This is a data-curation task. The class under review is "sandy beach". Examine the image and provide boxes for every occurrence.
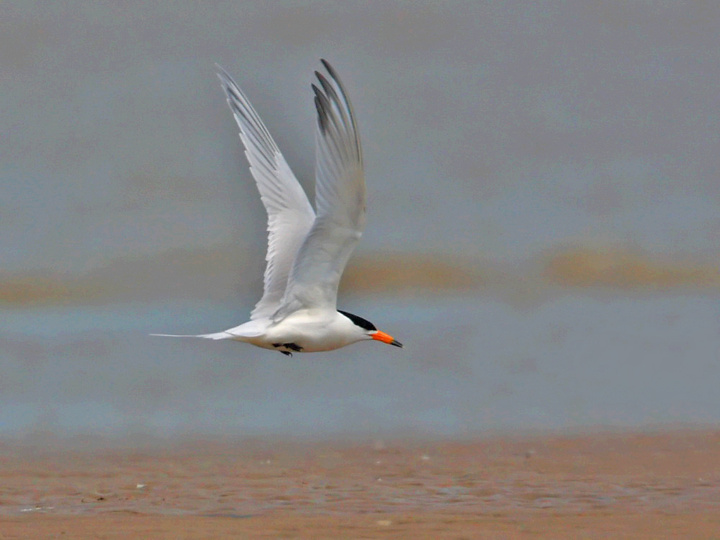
[1,429,719,538]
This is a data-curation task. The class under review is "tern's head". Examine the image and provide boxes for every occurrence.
[338,310,403,348]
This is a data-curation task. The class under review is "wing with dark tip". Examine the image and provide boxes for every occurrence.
[275,60,365,317]
[216,65,316,320]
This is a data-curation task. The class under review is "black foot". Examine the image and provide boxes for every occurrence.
[283,342,303,352]
[280,350,293,357]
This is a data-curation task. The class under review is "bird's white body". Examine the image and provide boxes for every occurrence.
[206,310,368,353]
[153,60,401,355]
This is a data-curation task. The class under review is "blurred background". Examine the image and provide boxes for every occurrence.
[2,1,720,440]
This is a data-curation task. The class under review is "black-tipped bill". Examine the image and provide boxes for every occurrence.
[372,330,403,348]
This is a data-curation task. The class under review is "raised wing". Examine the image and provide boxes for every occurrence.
[275,60,365,317]
[217,65,316,320]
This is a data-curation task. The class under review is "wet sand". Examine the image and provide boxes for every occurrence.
[2,430,719,538]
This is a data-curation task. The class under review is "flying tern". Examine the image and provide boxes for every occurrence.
[153,60,402,356]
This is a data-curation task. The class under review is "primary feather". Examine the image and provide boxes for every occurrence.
[274,59,366,319]
[216,66,316,321]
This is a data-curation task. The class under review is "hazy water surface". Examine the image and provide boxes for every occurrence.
[3,293,719,438]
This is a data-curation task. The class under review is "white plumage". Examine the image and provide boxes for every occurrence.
[153,60,402,356]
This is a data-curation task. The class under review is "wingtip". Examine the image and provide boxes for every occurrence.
[216,67,232,89]
[315,71,333,95]
[215,62,228,78]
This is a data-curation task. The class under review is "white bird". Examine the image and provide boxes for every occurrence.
[153,60,402,356]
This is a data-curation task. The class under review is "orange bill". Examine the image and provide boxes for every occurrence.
[372,330,403,348]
